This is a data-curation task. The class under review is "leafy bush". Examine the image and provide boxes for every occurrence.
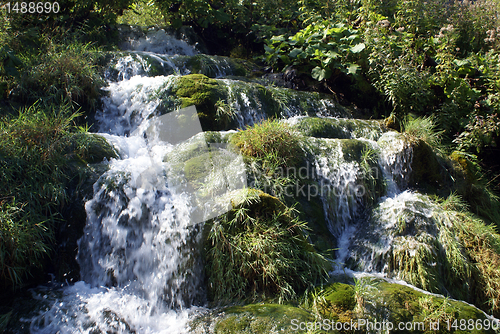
[454,112,500,154]
[0,103,116,289]
[205,190,329,303]
[118,0,166,27]
[262,20,366,81]
[154,0,300,30]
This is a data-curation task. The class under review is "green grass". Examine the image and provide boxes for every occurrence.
[439,194,500,317]
[390,193,500,317]
[205,189,330,304]
[15,41,105,111]
[403,115,445,152]
[0,103,116,290]
[231,119,305,170]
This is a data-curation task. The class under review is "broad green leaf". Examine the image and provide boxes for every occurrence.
[264,44,274,53]
[350,43,366,53]
[311,67,331,81]
[289,48,302,58]
[327,51,340,59]
[271,35,286,43]
[279,55,291,64]
[213,9,230,23]
[453,59,470,67]
[347,63,360,74]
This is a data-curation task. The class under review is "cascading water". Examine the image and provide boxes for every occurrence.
[29,33,210,334]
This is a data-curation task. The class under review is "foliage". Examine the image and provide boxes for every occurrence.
[261,20,366,81]
[14,41,105,111]
[117,0,165,26]
[0,103,116,290]
[454,112,500,154]
[154,0,300,30]
[0,200,51,289]
[438,194,500,316]
[6,0,134,30]
[205,190,329,303]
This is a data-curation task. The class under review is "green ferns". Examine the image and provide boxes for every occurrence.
[205,190,329,304]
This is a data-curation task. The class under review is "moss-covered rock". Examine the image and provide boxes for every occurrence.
[299,280,495,334]
[191,303,314,334]
[408,138,447,193]
[366,280,495,334]
[172,74,228,130]
[185,54,256,78]
[295,117,385,141]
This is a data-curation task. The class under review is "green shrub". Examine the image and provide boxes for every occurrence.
[117,0,165,26]
[205,189,329,303]
[261,20,366,81]
[454,112,500,154]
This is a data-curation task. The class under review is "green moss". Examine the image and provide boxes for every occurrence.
[294,197,334,255]
[372,280,493,334]
[295,117,384,140]
[340,139,370,162]
[450,151,479,184]
[191,303,314,334]
[322,283,356,311]
[185,54,250,77]
[73,133,118,164]
[184,152,212,183]
[172,74,227,131]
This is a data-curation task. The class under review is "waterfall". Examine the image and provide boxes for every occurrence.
[19,27,497,333]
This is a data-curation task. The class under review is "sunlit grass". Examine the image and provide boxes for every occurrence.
[0,103,116,290]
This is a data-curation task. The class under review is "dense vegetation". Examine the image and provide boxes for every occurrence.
[1,0,500,329]
[0,0,124,294]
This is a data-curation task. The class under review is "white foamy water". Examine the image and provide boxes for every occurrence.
[30,43,208,334]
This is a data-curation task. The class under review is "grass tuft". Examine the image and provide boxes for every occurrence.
[231,119,305,170]
[205,189,330,304]
[403,115,445,152]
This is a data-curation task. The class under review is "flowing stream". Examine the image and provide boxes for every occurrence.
[19,28,496,333]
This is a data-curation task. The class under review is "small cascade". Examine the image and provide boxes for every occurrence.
[310,138,377,268]
[376,131,413,195]
[29,34,211,334]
